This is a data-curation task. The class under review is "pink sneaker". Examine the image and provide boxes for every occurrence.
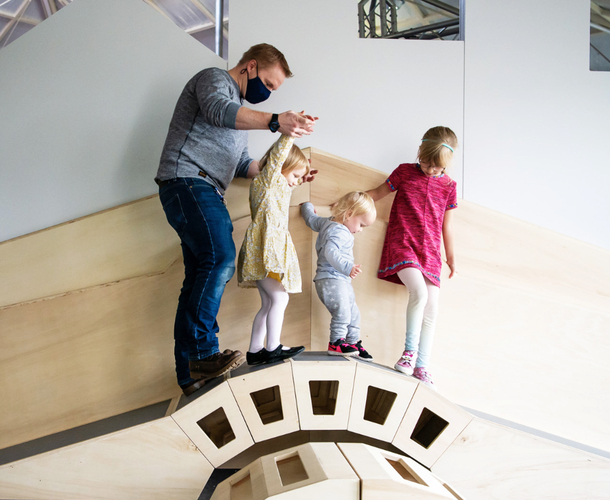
[413,367,435,387]
[394,350,416,375]
[328,339,359,356]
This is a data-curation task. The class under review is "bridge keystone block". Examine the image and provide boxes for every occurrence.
[290,358,357,430]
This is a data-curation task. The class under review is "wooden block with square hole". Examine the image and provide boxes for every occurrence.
[337,442,458,500]
[228,362,299,442]
[392,384,474,468]
[171,382,254,467]
[211,442,360,500]
[290,358,357,430]
[347,362,419,442]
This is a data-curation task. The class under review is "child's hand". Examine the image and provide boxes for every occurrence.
[350,264,362,279]
[302,166,318,184]
[446,261,456,278]
[302,169,318,183]
[299,110,319,122]
[299,202,317,213]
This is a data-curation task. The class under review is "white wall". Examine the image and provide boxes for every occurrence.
[0,0,225,243]
[464,0,610,250]
[229,0,464,195]
[230,0,610,250]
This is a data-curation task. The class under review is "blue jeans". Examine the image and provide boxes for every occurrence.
[159,178,235,386]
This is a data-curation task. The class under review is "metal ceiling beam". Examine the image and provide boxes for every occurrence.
[385,17,459,38]
[190,0,228,39]
[0,10,38,25]
[39,0,53,18]
[214,0,223,56]
[591,22,610,35]
[0,0,31,45]
[417,0,458,16]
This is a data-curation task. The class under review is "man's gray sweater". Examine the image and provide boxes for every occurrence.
[156,67,252,194]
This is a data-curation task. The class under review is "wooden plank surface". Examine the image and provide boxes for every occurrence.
[432,418,610,500]
[0,417,213,500]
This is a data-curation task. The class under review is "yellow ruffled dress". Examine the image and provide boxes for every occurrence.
[237,135,302,293]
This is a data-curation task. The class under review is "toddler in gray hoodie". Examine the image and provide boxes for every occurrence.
[301,192,376,360]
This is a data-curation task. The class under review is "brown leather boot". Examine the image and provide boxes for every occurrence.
[180,378,208,397]
[189,350,245,379]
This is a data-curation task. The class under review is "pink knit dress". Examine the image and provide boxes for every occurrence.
[378,163,457,288]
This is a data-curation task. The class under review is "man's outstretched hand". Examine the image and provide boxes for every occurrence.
[278,110,318,138]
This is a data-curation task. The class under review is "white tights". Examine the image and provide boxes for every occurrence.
[397,268,440,368]
[249,277,289,353]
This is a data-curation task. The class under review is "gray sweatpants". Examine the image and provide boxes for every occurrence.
[315,278,361,344]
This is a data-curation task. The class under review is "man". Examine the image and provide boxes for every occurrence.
[155,43,316,396]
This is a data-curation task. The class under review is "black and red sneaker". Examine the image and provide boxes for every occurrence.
[352,340,373,361]
[327,338,359,357]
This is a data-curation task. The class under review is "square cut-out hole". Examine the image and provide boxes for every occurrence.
[363,385,397,425]
[250,385,284,425]
[197,407,236,449]
[309,380,339,415]
[276,452,309,486]
[410,407,449,449]
[230,473,253,500]
[386,458,421,484]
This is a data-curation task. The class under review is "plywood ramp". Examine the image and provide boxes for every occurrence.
[432,418,610,500]
[0,417,213,500]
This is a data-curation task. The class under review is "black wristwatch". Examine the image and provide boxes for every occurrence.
[268,113,280,133]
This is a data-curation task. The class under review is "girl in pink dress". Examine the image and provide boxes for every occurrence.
[367,126,458,387]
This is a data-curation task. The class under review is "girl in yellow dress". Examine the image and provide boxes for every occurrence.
[237,134,310,365]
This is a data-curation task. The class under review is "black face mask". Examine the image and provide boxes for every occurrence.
[241,62,271,104]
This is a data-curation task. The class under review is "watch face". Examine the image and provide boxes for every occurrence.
[270,121,280,132]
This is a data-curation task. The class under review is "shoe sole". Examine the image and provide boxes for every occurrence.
[327,350,359,357]
[394,363,414,375]
[358,355,374,362]
[190,354,246,379]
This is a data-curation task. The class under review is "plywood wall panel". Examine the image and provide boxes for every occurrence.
[0,196,179,308]
[309,149,395,222]
[0,259,182,449]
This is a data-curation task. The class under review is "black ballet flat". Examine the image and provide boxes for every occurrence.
[246,349,268,366]
[264,344,305,364]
